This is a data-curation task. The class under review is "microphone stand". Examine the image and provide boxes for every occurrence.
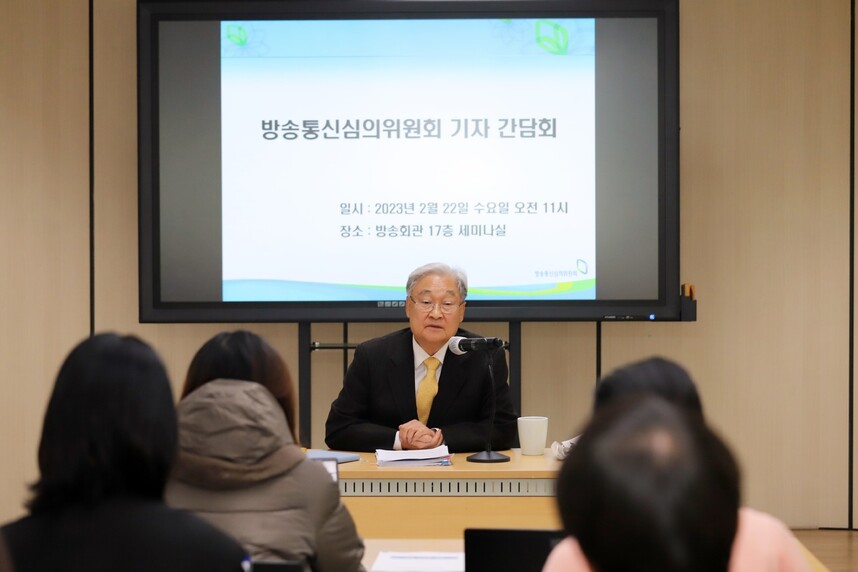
[467,346,510,463]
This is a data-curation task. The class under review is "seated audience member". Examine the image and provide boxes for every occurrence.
[545,397,740,572]
[325,262,519,452]
[165,330,365,572]
[544,395,811,571]
[0,334,247,572]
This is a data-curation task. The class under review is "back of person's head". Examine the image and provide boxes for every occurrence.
[594,356,704,417]
[557,397,740,572]
[29,333,176,513]
[182,330,297,439]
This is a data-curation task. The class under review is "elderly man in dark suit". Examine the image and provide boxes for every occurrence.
[325,262,519,453]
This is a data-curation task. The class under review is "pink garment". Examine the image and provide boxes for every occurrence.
[541,507,811,572]
[728,508,810,572]
[541,538,592,572]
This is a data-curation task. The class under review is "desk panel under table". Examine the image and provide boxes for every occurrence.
[337,448,562,538]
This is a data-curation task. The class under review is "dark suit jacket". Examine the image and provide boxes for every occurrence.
[324,328,519,453]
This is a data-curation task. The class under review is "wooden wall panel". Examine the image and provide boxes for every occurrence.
[0,0,90,522]
[599,0,850,527]
[521,323,597,444]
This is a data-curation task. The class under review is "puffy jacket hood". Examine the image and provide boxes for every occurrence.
[173,379,304,489]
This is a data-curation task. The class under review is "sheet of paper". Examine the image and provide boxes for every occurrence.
[371,551,465,572]
[375,445,450,462]
[305,449,360,463]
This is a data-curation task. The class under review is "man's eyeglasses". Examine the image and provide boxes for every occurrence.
[409,296,463,315]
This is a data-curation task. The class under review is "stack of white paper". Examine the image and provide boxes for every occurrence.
[375,445,452,466]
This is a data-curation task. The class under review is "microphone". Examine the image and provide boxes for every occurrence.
[453,336,509,464]
[448,336,506,355]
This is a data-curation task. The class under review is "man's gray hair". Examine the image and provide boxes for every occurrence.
[406,262,468,300]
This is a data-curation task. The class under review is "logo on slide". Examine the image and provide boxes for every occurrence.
[577,259,589,274]
[535,20,569,55]
[226,24,248,47]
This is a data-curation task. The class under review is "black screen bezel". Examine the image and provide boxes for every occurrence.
[137,0,680,323]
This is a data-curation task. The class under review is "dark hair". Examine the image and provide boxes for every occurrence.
[182,330,297,439]
[594,356,704,417]
[557,397,740,572]
[29,334,177,513]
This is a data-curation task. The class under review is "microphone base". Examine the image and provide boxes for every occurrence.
[466,450,510,463]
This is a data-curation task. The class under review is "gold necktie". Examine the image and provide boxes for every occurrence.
[416,357,440,425]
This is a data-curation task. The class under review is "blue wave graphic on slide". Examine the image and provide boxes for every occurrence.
[223,280,595,302]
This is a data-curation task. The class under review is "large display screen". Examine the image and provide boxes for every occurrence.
[138,0,679,322]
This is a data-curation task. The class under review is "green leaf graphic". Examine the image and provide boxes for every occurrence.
[226,24,248,47]
[535,20,569,55]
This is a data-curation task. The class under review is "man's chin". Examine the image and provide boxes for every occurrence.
[417,330,451,347]
[424,329,449,339]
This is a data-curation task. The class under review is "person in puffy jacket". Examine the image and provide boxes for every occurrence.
[165,330,365,572]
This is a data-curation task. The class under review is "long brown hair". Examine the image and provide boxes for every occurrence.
[182,330,297,439]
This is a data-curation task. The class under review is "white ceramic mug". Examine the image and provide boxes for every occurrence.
[518,416,549,455]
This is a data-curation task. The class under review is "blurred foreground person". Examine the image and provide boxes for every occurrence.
[544,396,809,572]
[0,334,247,572]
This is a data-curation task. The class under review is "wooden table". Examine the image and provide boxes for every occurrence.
[337,448,562,538]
